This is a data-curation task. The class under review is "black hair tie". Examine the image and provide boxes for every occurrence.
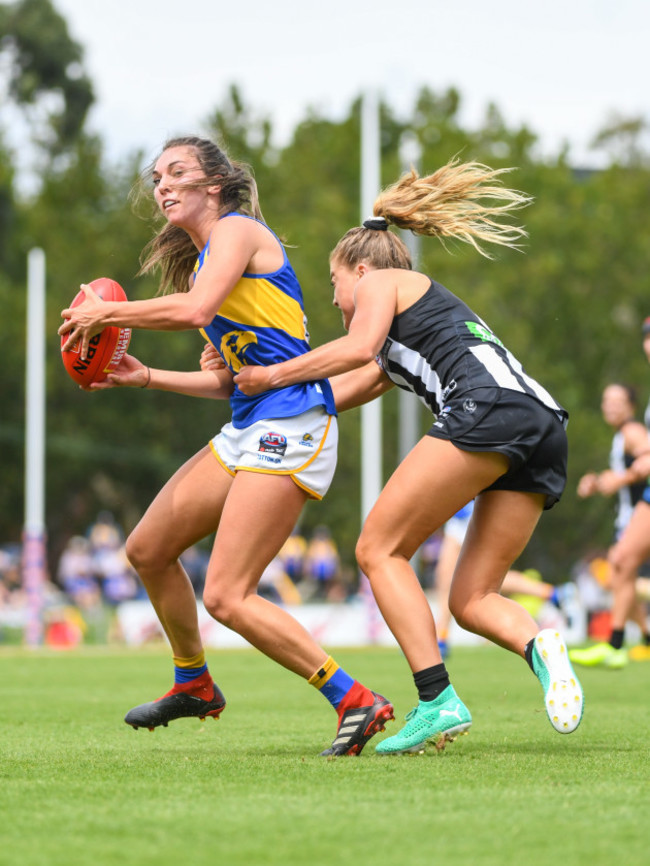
[363,216,389,231]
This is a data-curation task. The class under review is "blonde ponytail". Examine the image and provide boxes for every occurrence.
[374,158,532,258]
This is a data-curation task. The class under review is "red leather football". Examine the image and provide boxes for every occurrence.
[61,278,132,386]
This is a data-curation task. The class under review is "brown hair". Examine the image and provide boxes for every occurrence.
[331,158,532,270]
[604,382,638,409]
[132,136,264,294]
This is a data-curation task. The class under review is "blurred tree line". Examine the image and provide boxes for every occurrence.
[1,0,650,581]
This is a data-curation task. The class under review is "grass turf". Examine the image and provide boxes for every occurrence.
[0,644,648,866]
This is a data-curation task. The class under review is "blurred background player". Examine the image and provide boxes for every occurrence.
[303,525,341,601]
[571,354,650,668]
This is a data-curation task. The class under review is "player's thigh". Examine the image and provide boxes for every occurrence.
[450,489,545,602]
[360,436,509,560]
[610,501,650,573]
[129,446,233,562]
[205,470,308,595]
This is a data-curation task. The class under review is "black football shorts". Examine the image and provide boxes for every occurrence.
[426,387,568,509]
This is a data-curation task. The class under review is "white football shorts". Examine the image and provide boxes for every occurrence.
[209,406,338,500]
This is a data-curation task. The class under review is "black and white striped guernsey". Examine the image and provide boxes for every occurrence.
[377,279,567,423]
[610,423,646,535]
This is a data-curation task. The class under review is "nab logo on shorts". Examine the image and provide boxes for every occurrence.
[433,405,452,429]
[441,380,457,402]
[259,432,288,456]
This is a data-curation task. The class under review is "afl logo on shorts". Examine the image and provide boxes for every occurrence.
[259,432,288,455]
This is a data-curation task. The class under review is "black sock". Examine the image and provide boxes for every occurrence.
[609,629,625,651]
[643,633,650,647]
[524,638,536,673]
[413,663,450,702]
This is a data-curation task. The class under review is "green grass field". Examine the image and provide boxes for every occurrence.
[1,644,649,866]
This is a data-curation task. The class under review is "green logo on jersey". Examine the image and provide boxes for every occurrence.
[465,321,504,348]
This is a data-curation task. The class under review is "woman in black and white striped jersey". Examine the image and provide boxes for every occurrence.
[234,158,584,754]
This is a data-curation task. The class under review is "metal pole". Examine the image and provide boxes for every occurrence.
[360,91,382,522]
[358,92,384,640]
[398,132,422,461]
[23,247,47,646]
[398,134,424,578]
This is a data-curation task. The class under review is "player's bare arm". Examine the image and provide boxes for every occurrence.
[234,273,397,395]
[59,217,263,355]
[329,362,394,412]
[89,352,234,399]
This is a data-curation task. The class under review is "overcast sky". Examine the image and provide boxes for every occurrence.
[36,0,650,168]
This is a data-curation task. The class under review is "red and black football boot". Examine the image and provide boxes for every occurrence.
[125,678,226,731]
[320,684,394,757]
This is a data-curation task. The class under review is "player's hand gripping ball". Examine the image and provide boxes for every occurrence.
[61,278,132,386]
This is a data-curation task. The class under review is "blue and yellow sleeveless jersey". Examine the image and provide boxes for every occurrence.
[196,213,336,428]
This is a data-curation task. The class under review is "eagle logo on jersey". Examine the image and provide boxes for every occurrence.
[220,330,258,372]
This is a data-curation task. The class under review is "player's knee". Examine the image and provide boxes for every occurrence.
[124,529,152,572]
[203,587,238,628]
[448,591,475,631]
[125,528,169,574]
[202,587,224,622]
[452,607,477,634]
[355,534,379,576]
[608,545,641,579]
[448,597,466,628]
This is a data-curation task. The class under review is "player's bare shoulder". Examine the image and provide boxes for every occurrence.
[391,270,430,315]
[242,217,284,274]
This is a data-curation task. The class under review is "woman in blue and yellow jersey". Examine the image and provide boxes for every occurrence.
[235,158,585,754]
[59,136,393,756]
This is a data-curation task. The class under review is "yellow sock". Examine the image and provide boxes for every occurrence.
[173,651,206,669]
[173,651,208,685]
[308,655,338,689]
[309,656,355,709]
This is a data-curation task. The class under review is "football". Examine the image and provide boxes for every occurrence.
[61,278,132,387]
